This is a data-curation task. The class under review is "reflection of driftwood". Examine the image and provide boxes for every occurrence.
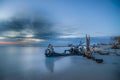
[109,50,120,56]
[95,51,109,55]
[94,48,120,56]
[94,48,109,55]
[45,58,54,72]
[83,54,103,63]
[115,53,120,56]
[45,57,63,72]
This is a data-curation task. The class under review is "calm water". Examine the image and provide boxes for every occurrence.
[0,46,120,80]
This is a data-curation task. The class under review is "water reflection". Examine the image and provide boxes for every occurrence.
[45,58,55,72]
[45,57,63,73]
[0,47,120,80]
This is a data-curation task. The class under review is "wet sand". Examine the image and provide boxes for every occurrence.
[0,46,120,80]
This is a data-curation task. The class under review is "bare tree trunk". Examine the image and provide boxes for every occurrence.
[85,34,93,57]
[86,34,90,51]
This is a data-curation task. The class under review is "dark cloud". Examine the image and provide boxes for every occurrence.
[0,12,59,39]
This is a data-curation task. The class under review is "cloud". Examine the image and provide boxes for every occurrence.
[0,0,61,41]
[0,8,59,40]
[0,0,64,42]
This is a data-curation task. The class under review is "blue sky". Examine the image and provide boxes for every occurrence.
[0,0,120,39]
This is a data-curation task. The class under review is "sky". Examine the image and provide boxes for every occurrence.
[0,0,120,42]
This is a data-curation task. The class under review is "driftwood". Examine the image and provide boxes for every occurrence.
[84,35,93,57]
[45,34,104,63]
[111,44,120,49]
[45,49,103,63]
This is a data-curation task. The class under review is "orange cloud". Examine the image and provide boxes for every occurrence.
[0,41,25,44]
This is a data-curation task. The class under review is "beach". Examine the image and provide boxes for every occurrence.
[0,46,120,80]
[0,0,120,80]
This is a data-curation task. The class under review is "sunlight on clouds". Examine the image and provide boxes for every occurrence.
[2,31,20,37]
[58,32,85,38]
[58,35,82,38]
[2,30,35,38]
[22,38,45,42]
[0,37,6,39]
[21,29,35,38]
[24,34,34,38]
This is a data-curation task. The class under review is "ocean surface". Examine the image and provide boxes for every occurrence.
[0,37,113,47]
[0,37,120,80]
